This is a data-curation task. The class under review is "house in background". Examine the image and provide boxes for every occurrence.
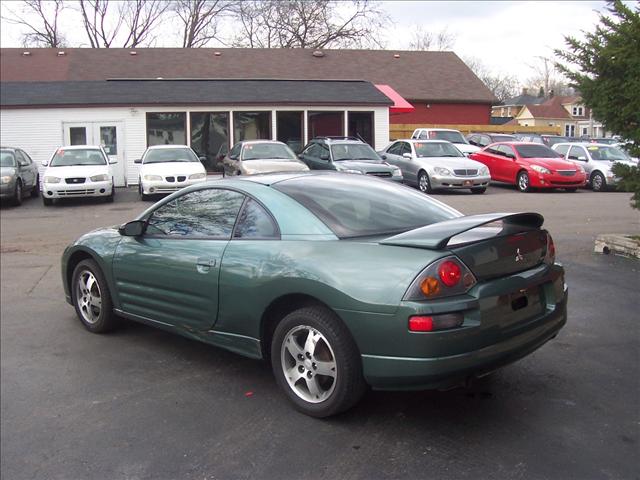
[490,88,544,124]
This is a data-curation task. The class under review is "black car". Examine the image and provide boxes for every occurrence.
[298,137,403,181]
[467,133,516,147]
[0,146,40,206]
[514,134,569,147]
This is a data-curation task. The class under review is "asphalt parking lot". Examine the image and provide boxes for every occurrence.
[1,183,639,480]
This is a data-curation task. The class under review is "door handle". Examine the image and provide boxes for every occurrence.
[197,257,216,267]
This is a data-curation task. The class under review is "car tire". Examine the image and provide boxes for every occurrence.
[590,172,606,192]
[516,171,531,192]
[271,306,366,418]
[471,187,486,194]
[418,171,432,194]
[42,196,53,206]
[138,180,150,201]
[71,259,117,333]
[12,180,23,206]
[105,183,115,203]
[30,175,39,197]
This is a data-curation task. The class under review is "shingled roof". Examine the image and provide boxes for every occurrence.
[0,48,496,104]
[0,79,392,108]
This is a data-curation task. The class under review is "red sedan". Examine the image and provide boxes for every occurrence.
[469,142,587,192]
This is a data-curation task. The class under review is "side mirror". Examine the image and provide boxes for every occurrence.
[320,154,330,161]
[381,154,387,160]
[402,152,412,159]
[198,156,207,162]
[118,220,146,237]
[134,159,142,164]
[229,154,238,160]
[41,160,48,167]
[577,156,587,161]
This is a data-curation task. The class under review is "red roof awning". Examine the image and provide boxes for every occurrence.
[375,84,414,113]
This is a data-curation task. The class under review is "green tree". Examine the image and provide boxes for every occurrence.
[555,1,640,155]
[612,163,640,209]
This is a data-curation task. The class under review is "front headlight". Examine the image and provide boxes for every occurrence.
[391,167,402,177]
[531,165,551,174]
[341,169,363,174]
[480,166,490,175]
[0,175,13,184]
[434,167,452,176]
[189,173,206,180]
[90,174,109,182]
[44,176,61,183]
[143,174,163,181]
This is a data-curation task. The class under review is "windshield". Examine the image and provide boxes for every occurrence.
[0,151,16,167]
[414,142,463,158]
[50,148,107,166]
[274,174,460,238]
[542,136,569,146]
[144,148,198,164]
[429,131,467,144]
[330,143,381,161]
[515,144,562,159]
[586,145,629,161]
[242,143,297,161]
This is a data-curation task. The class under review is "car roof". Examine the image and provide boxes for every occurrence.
[0,146,18,151]
[238,140,286,145]
[553,142,614,148]
[54,145,103,150]
[146,144,191,150]
[396,139,452,144]
[239,170,330,186]
[311,137,365,144]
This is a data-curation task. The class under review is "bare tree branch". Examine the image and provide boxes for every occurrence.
[2,0,67,48]
[526,55,573,97]
[230,0,388,49]
[408,25,455,51]
[172,0,235,48]
[463,56,521,102]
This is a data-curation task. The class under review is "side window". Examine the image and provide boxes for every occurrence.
[497,145,515,157]
[147,189,245,238]
[418,131,428,140]
[229,143,242,159]
[14,151,28,166]
[18,150,32,164]
[387,142,401,155]
[401,142,412,155]
[481,135,491,146]
[304,143,322,158]
[233,198,279,239]
[554,144,570,156]
[568,146,586,161]
[487,146,502,156]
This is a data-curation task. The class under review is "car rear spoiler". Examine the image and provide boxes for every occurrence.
[380,212,544,250]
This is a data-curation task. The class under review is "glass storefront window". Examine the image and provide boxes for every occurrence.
[100,126,118,155]
[190,112,229,172]
[348,111,374,146]
[307,111,344,139]
[233,112,271,142]
[147,113,186,146]
[69,127,87,145]
[276,111,304,153]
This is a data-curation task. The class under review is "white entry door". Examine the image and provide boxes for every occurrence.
[63,122,126,187]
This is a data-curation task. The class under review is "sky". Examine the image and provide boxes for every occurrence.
[0,0,613,82]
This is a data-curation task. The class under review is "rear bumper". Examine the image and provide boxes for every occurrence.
[362,288,567,390]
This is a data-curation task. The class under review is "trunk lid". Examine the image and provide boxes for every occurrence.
[380,212,549,281]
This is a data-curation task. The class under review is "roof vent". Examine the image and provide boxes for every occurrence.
[214,51,222,56]
[129,51,137,56]
[57,51,66,56]
[393,53,400,58]
[22,51,31,56]
[312,50,325,58]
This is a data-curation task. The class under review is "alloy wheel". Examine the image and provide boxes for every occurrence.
[518,172,529,192]
[76,270,102,325]
[418,172,430,193]
[592,173,604,191]
[280,325,337,403]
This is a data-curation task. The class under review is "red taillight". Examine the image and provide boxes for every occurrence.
[409,316,434,332]
[546,234,556,264]
[438,260,461,287]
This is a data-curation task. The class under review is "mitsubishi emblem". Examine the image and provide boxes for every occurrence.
[515,248,524,262]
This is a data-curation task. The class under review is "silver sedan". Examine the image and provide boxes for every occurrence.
[379,139,491,194]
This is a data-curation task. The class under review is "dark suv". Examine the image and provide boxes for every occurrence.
[298,137,403,182]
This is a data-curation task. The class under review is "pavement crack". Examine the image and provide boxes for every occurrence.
[27,264,54,296]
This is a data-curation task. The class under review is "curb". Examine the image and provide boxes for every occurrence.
[594,234,640,259]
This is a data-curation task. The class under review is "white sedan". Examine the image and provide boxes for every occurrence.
[41,145,115,206]
[135,145,207,200]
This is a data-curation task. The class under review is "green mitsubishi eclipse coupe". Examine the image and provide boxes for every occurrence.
[62,172,567,417]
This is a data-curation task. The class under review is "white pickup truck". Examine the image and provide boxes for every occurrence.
[411,128,481,156]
